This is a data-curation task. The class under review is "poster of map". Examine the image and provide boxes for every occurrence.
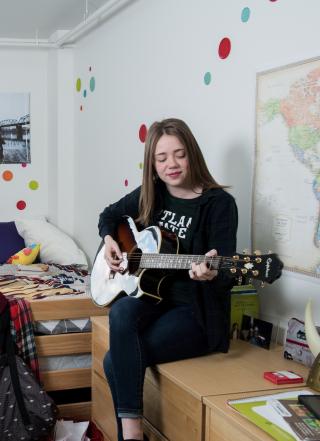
[253,57,320,278]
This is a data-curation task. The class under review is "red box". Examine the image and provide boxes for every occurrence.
[263,370,304,385]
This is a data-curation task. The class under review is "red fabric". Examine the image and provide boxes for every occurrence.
[9,298,40,381]
[86,421,104,441]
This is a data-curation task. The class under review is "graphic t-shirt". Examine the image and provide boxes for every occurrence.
[157,189,201,304]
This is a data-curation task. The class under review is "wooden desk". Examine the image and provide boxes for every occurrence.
[204,388,315,441]
[91,316,310,441]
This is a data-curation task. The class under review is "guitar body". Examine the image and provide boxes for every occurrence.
[90,217,179,307]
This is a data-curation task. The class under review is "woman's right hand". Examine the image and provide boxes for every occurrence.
[104,235,123,272]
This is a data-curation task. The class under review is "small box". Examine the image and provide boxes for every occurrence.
[263,370,304,385]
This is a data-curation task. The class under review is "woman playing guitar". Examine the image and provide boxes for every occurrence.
[98,118,238,441]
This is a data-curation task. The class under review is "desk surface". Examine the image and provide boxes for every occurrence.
[204,387,315,441]
[92,316,310,401]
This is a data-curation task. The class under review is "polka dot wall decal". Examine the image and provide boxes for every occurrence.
[241,7,250,22]
[90,77,96,92]
[139,162,143,169]
[16,200,26,210]
[76,78,81,92]
[83,90,87,98]
[125,179,128,187]
[218,37,231,59]
[80,105,83,111]
[89,66,92,71]
[204,72,211,85]
[21,163,27,168]
[2,170,13,181]
[139,124,147,143]
[29,180,39,190]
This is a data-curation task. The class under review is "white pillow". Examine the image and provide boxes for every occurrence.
[15,219,88,266]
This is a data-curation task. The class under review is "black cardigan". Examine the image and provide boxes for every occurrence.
[98,182,238,352]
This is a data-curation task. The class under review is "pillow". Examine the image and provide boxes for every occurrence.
[7,243,40,265]
[0,221,25,264]
[15,219,88,266]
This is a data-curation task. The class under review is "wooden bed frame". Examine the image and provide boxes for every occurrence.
[30,296,108,420]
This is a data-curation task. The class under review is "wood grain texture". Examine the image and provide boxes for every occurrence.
[35,332,91,356]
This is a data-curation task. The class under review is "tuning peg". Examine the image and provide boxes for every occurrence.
[241,268,248,275]
[260,282,265,288]
[252,270,259,277]
[255,257,262,263]
[254,250,261,255]
[232,255,240,261]
[242,249,250,254]
[230,268,237,274]
[244,256,251,262]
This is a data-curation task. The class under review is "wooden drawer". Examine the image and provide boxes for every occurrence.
[144,368,202,441]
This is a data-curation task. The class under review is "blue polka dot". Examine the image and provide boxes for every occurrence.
[241,7,250,23]
[204,72,212,85]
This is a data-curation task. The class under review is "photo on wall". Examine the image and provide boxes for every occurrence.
[0,93,30,164]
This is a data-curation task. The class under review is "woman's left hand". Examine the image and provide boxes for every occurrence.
[189,249,218,281]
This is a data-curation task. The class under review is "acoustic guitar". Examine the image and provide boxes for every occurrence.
[90,216,283,307]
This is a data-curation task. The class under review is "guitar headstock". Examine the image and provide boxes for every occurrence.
[225,251,283,284]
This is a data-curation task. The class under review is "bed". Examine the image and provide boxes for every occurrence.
[0,219,109,420]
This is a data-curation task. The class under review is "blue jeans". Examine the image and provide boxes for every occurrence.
[103,296,210,441]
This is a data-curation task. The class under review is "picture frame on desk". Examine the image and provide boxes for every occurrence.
[240,315,273,350]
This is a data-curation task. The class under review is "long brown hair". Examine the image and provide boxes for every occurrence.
[137,118,224,226]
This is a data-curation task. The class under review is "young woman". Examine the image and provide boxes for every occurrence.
[98,118,238,441]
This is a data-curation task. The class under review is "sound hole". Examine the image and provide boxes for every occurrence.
[128,247,142,274]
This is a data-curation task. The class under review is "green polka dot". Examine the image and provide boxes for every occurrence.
[204,72,211,85]
[139,162,143,169]
[29,180,39,190]
[90,76,96,92]
[76,78,81,92]
[83,89,87,98]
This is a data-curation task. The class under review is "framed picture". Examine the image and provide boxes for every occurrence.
[0,93,30,164]
[240,314,273,350]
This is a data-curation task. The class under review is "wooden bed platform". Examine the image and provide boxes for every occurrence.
[30,296,108,420]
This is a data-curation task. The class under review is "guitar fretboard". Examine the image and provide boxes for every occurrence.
[140,254,233,270]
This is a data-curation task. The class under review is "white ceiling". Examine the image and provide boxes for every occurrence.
[0,0,110,40]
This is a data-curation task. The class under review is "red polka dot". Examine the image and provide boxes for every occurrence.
[125,179,128,187]
[16,200,26,210]
[139,124,147,143]
[21,163,27,168]
[218,37,231,59]
[80,105,83,111]
[269,0,278,2]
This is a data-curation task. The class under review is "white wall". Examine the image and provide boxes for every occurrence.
[72,0,320,334]
[0,48,49,220]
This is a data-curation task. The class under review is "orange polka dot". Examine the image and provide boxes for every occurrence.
[2,170,13,181]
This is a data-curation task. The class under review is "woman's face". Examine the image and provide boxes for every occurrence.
[154,134,190,193]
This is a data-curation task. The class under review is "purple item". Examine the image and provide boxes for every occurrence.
[0,221,25,264]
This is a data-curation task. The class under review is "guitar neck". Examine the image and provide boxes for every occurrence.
[140,254,231,271]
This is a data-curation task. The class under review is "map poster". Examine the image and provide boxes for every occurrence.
[253,57,320,278]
